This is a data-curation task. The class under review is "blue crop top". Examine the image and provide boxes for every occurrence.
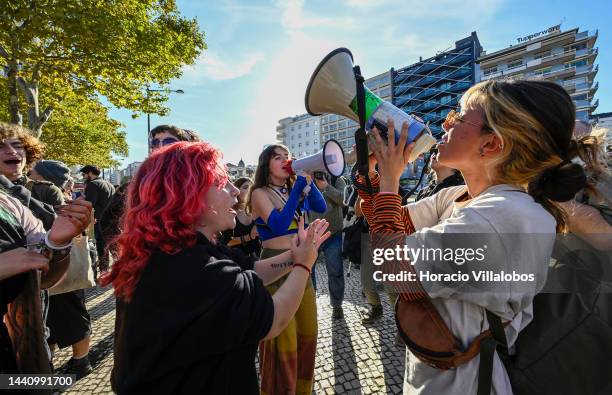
[255,176,326,241]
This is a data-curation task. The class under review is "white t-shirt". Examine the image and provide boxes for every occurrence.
[402,184,556,395]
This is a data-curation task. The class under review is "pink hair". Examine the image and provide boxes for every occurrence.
[100,142,227,301]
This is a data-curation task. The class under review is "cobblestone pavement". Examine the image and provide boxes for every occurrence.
[53,259,406,394]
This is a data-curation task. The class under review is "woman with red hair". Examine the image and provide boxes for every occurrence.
[102,142,330,394]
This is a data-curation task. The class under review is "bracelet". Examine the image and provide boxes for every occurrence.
[293,263,311,274]
[45,233,73,250]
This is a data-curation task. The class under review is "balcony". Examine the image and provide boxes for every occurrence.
[574,98,598,111]
[575,47,598,60]
[576,64,598,77]
[575,30,598,43]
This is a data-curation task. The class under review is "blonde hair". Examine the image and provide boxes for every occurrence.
[460,80,592,232]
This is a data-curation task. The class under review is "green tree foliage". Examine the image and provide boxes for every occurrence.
[0,0,206,164]
[0,83,128,167]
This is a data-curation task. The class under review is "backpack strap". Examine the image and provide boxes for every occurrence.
[477,310,508,395]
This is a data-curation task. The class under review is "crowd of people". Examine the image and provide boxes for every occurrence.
[1,79,611,394]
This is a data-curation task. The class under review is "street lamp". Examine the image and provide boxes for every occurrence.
[146,87,184,151]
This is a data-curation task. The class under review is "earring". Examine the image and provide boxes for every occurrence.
[479,148,485,157]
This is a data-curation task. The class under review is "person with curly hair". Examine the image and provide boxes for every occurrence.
[0,122,64,212]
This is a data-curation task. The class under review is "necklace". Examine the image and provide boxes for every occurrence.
[269,183,288,194]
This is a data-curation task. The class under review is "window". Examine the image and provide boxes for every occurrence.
[566,59,587,69]
[321,116,328,124]
[291,145,295,150]
[329,124,337,131]
[314,140,318,145]
[534,51,551,60]
[306,141,310,146]
[483,66,497,76]
[338,120,347,129]
[298,124,302,129]
[305,122,309,127]
[380,87,391,97]
[330,133,337,140]
[507,59,523,69]
[298,133,302,138]
[291,126,294,131]
[305,131,309,137]
[534,66,551,76]
[440,95,451,104]
[298,143,302,148]
[329,114,338,121]
[339,131,346,138]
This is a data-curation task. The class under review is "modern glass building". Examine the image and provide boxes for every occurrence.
[477,26,599,121]
[392,32,483,137]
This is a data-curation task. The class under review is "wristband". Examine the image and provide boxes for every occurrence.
[45,233,74,250]
[293,263,311,274]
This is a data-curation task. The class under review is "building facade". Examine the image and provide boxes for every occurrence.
[591,112,612,130]
[227,159,256,180]
[477,26,599,121]
[276,113,321,158]
[393,32,483,137]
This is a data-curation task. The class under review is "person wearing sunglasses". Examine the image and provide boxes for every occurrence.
[415,146,464,202]
[99,125,200,267]
[148,125,200,151]
[354,80,599,394]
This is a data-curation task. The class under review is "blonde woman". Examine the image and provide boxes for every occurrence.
[356,80,595,394]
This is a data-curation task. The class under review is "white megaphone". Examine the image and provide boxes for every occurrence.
[284,139,345,177]
[305,48,436,164]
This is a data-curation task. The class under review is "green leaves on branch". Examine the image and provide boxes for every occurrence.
[0,0,206,161]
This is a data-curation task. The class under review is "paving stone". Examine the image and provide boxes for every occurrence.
[54,258,405,393]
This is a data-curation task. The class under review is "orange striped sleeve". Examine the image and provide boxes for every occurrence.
[369,193,427,300]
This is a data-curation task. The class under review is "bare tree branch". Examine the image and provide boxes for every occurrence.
[31,106,53,138]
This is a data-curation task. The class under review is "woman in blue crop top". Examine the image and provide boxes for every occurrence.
[248,144,326,395]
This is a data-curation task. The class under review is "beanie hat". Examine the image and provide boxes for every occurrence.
[34,160,71,189]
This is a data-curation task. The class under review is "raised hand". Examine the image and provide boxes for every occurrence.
[370,118,415,193]
[48,197,93,246]
[291,217,330,269]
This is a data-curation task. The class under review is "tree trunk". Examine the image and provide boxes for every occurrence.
[4,34,23,125]
[7,60,22,125]
[17,68,53,138]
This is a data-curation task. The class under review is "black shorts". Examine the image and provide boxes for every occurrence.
[46,290,91,348]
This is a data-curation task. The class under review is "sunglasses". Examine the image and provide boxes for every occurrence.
[150,137,179,148]
[442,109,492,133]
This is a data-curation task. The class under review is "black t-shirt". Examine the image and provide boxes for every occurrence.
[111,233,274,394]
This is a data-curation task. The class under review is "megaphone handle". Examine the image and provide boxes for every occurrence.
[353,65,369,176]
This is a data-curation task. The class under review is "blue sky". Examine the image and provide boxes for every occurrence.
[109,0,610,167]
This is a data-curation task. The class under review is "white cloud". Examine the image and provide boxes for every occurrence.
[277,0,355,31]
[221,0,506,164]
[223,30,344,164]
[183,51,265,82]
